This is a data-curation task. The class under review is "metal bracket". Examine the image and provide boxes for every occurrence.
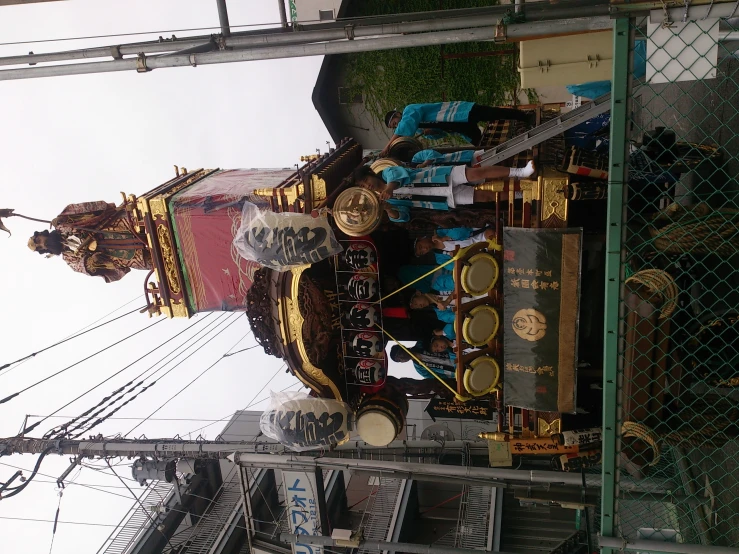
[56,457,81,489]
[189,54,197,67]
[136,53,150,73]
[216,34,227,50]
[538,60,551,73]
[344,24,355,40]
[110,45,122,60]
[587,55,602,68]
[494,22,507,43]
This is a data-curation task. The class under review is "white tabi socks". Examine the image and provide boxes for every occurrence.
[508,160,535,179]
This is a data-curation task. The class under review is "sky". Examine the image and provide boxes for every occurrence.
[0,1,414,552]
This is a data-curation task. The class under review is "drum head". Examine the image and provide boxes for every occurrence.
[357,410,398,446]
[464,356,500,397]
[461,253,499,295]
[462,305,500,347]
[370,159,400,173]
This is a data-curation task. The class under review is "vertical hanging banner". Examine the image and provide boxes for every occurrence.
[282,471,323,554]
[503,228,582,413]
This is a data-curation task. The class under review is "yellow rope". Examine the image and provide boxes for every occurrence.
[375,322,470,402]
[622,421,661,466]
[373,239,501,306]
[625,269,679,319]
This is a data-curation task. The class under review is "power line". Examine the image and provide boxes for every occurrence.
[183,364,290,437]
[30,314,212,436]
[222,345,259,357]
[50,312,227,439]
[0,461,141,501]
[65,312,235,439]
[125,313,245,437]
[0,20,298,48]
[0,304,144,376]
[0,318,163,407]
[0,516,122,528]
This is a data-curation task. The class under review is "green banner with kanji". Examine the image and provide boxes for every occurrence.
[502,228,582,413]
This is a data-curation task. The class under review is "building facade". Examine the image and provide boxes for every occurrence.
[96,405,587,554]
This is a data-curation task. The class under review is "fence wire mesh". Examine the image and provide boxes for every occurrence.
[603,12,739,552]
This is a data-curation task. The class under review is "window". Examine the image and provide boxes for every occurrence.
[318,9,334,21]
[338,87,363,105]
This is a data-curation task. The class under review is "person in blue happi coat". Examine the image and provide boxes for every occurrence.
[411,148,485,168]
[381,101,531,154]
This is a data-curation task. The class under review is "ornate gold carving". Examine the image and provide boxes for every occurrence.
[282,297,300,343]
[540,170,569,222]
[170,299,189,318]
[512,308,547,342]
[284,266,343,401]
[156,225,181,294]
[311,175,327,201]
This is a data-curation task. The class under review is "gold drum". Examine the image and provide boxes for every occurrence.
[333,187,382,237]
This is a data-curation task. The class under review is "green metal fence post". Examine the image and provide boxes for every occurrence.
[600,16,631,553]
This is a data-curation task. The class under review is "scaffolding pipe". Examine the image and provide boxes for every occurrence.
[233,452,587,486]
[280,533,522,554]
[0,16,612,81]
[0,3,610,67]
[277,0,288,27]
[598,537,739,554]
[216,0,231,37]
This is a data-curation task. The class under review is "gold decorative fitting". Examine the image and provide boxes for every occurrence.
[156,225,181,294]
[538,418,561,437]
[474,180,505,193]
[170,299,188,318]
[149,197,168,220]
[540,170,569,222]
[310,175,327,201]
[519,178,540,205]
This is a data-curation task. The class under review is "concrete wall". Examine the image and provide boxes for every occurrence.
[293,0,343,22]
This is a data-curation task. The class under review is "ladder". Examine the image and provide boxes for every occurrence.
[477,93,611,167]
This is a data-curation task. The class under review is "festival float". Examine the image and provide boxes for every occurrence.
[17,105,683,466]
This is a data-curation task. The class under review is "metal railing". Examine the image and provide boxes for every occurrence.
[356,477,404,554]
[168,469,243,554]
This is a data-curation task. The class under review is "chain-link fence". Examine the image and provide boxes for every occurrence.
[601,11,739,553]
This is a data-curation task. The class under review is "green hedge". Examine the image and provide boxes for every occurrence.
[340,0,520,125]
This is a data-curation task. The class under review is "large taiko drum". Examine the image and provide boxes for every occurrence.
[462,305,500,347]
[463,356,500,397]
[387,136,422,162]
[355,388,409,446]
[370,158,400,173]
[461,252,499,296]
